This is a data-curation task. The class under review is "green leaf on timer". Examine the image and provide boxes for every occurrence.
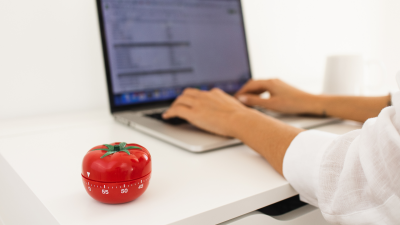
[89,143,142,158]
[103,144,114,150]
[119,142,127,148]
[124,146,142,150]
[100,151,117,158]
[120,150,131,155]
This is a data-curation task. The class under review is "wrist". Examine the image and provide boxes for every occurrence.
[304,94,327,116]
[228,108,260,138]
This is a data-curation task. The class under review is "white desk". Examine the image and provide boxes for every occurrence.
[0,110,361,225]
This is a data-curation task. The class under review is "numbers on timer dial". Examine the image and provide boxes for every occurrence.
[85,181,148,194]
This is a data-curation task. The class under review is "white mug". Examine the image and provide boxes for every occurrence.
[322,55,385,96]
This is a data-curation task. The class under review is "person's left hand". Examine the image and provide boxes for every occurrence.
[162,88,251,137]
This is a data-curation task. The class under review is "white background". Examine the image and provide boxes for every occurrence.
[1,0,399,120]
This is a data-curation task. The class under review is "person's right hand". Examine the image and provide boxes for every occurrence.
[235,79,322,115]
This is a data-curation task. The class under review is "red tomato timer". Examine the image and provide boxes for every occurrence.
[81,142,151,204]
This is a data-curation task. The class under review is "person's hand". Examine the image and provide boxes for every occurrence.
[235,79,321,115]
[162,88,252,137]
[163,86,303,176]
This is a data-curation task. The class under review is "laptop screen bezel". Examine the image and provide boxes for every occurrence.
[96,0,253,113]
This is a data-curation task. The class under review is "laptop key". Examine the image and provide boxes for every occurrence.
[145,112,188,125]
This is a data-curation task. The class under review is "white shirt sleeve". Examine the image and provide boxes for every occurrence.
[283,92,400,225]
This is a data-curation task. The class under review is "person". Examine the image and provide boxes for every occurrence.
[162,78,400,224]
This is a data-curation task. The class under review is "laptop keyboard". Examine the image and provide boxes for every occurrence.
[145,112,188,125]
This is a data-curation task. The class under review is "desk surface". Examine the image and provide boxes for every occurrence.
[0,111,361,225]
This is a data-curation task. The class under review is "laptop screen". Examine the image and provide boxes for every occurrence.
[97,0,251,110]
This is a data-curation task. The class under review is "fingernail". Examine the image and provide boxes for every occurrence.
[238,95,247,103]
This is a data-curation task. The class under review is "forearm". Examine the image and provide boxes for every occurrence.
[230,109,303,176]
[310,94,390,123]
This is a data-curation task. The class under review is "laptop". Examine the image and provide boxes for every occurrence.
[96,0,338,152]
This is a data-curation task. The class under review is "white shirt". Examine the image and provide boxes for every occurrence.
[283,92,400,224]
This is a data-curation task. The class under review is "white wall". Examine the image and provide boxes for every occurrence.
[0,1,108,119]
[243,0,400,93]
[1,0,399,120]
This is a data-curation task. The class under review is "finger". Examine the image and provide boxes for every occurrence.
[170,95,196,108]
[210,87,223,93]
[235,80,268,97]
[182,88,202,97]
[211,87,242,104]
[210,87,228,97]
[162,105,193,120]
[237,94,273,108]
